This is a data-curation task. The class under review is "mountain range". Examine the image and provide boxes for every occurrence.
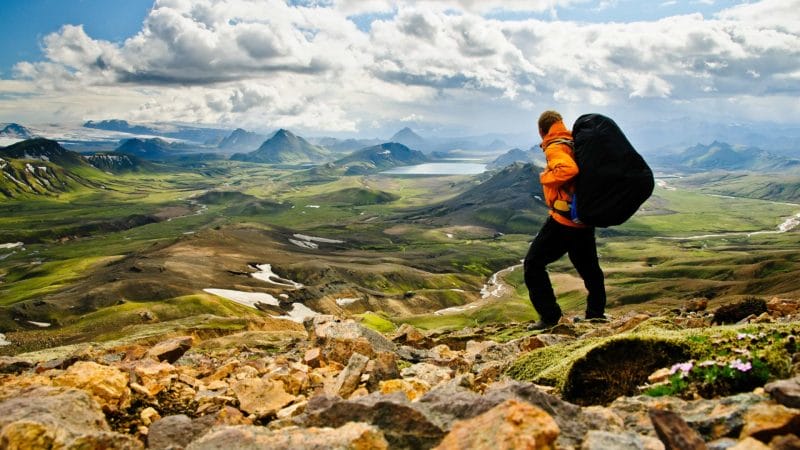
[114,138,202,161]
[656,141,800,172]
[487,148,538,171]
[84,119,229,145]
[230,129,329,164]
[334,142,428,175]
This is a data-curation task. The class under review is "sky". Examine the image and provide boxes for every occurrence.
[0,0,798,139]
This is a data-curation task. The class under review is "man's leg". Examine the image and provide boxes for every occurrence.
[567,227,606,319]
[524,218,568,324]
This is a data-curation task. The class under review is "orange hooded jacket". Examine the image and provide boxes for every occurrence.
[539,120,586,228]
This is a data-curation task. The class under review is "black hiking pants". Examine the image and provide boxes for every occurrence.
[523,217,606,323]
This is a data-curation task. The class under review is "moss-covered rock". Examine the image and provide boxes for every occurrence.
[507,318,798,405]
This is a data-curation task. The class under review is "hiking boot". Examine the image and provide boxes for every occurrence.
[526,320,559,331]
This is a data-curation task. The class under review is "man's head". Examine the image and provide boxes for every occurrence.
[538,110,563,138]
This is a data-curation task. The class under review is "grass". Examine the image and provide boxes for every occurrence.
[1,156,799,353]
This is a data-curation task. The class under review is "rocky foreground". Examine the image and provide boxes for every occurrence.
[2,297,800,449]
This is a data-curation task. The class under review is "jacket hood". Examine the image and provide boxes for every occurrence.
[541,120,573,150]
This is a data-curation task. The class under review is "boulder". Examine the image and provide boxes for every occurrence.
[298,392,446,449]
[648,408,706,450]
[308,316,396,365]
[0,386,133,449]
[765,377,800,409]
[433,399,559,450]
[145,336,194,363]
[231,379,295,418]
[401,362,452,387]
[186,422,388,450]
[53,361,131,412]
[0,357,33,374]
[148,415,197,450]
[331,352,370,398]
[581,431,665,450]
[609,393,767,441]
[739,402,800,443]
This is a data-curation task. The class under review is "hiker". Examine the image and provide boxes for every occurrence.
[524,110,606,330]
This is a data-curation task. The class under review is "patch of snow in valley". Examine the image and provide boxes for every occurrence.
[290,239,318,249]
[4,172,25,186]
[336,297,360,306]
[0,242,24,250]
[290,234,345,249]
[281,303,318,323]
[28,321,51,328]
[446,233,454,239]
[0,333,10,346]
[305,205,320,208]
[203,288,279,308]
[251,264,304,288]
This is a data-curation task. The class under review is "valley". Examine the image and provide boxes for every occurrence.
[1,138,799,356]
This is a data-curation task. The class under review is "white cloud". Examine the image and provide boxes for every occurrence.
[3,0,800,133]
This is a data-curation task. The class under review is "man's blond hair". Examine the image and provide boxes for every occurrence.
[538,110,563,137]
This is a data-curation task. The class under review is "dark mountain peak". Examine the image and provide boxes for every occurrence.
[231,129,328,164]
[0,123,34,139]
[274,129,295,138]
[1,138,87,167]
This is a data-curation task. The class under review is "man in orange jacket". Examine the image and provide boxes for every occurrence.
[524,110,606,330]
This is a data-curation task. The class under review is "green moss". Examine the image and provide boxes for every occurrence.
[357,312,397,334]
[507,319,797,405]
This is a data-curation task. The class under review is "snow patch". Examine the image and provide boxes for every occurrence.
[28,321,51,328]
[0,242,24,250]
[336,297,360,306]
[203,288,279,308]
[0,333,10,346]
[305,205,320,208]
[251,264,304,288]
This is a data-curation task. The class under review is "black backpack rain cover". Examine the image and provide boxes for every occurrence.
[572,114,654,227]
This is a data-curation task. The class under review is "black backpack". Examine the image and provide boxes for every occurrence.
[569,114,654,227]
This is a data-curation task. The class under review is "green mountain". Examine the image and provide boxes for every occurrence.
[0,140,100,198]
[409,162,547,233]
[230,129,329,164]
[674,141,800,172]
[84,152,153,173]
[334,142,428,175]
[0,138,88,168]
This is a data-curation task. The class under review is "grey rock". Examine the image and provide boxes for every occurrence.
[148,415,202,450]
[297,391,445,449]
[581,431,664,450]
[333,352,369,398]
[186,422,388,450]
[0,386,137,448]
[765,377,800,409]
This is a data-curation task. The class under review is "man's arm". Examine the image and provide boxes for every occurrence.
[540,143,579,187]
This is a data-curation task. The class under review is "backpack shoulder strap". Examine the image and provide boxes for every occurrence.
[543,138,574,150]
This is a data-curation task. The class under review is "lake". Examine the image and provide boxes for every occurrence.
[381,162,487,175]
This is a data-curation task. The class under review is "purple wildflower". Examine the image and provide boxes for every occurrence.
[669,361,694,376]
[729,359,752,372]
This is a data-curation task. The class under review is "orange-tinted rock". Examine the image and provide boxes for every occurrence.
[434,399,559,450]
